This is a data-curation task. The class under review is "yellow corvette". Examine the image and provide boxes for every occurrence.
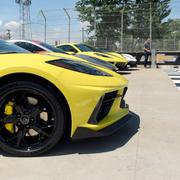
[0,40,130,156]
[56,43,128,69]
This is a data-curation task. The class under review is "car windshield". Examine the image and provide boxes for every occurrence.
[40,42,68,54]
[0,40,30,54]
[75,44,99,52]
[96,47,108,53]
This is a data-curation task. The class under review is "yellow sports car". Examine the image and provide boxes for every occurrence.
[0,40,130,156]
[56,43,128,69]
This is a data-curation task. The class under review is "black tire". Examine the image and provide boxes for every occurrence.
[0,80,65,157]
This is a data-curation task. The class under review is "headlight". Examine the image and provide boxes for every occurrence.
[74,54,116,70]
[46,59,112,76]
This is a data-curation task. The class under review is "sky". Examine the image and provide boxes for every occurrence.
[169,0,180,19]
[0,0,179,43]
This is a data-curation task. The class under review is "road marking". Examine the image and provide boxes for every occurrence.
[168,73,180,91]
[172,80,180,84]
[169,76,180,79]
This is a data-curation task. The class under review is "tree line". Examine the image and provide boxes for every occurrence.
[75,0,179,50]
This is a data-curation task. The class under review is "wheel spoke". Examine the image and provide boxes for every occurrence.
[29,101,47,117]
[16,129,27,147]
[31,125,49,137]
[42,124,54,129]
[0,116,17,123]
[6,135,17,142]
[17,92,27,104]
[30,107,42,117]
[14,104,24,114]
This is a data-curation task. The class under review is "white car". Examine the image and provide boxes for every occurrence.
[122,54,137,67]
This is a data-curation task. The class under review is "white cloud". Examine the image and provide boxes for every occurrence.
[0,20,3,27]
[3,21,20,30]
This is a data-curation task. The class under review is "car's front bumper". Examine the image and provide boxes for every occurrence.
[128,61,137,67]
[115,62,127,69]
[72,112,132,140]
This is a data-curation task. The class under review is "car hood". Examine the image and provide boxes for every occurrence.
[0,53,128,89]
[78,52,128,63]
[39,52,117,71]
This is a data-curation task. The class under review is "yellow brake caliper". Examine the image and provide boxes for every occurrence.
[4,101,15,133]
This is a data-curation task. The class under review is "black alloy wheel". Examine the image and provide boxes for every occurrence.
[0,80,65,156]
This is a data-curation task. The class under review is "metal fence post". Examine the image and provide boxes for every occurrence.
[93,7,97,46]
[82,27,85,43]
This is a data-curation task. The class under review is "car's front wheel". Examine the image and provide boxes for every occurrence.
[0,80,65,156]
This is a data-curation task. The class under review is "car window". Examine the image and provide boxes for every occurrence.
[15,42,45,53]
[75,44,98,52]
[39,42,67,54]
[60,45,78,53]
[0,40,30,53]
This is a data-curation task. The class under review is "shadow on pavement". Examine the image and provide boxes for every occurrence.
[118,68,139,75]
[46,111,140,157]
[118,72,132,75]
[0,112,140,157]
[123,68,139,72]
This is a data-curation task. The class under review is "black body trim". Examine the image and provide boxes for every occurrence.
[88,91,118,124]
[72,113,132,140]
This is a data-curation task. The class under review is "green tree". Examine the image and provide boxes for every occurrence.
[76,0,133,48]
[162,19,180,39]
[131,0,171,39]
[75,0,171,50]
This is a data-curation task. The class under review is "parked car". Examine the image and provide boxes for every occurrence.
[0,40,130,156]
[96,47,137,67]
[8,40,117,71]
[122,54,137,67]
[56,43,128,69]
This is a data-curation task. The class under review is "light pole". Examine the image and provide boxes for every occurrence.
[40,10,47,42]
[63,8,71,43]
[172,31,177,51]
[149,1,152,50]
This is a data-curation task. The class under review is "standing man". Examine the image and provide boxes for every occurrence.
[144,38,151,68]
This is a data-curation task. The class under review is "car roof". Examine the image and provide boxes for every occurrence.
[8,39,51,52]
[9,39,42,44]
[59,43,79,46]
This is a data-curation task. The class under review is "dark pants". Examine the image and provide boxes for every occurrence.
[144,52,151,67]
